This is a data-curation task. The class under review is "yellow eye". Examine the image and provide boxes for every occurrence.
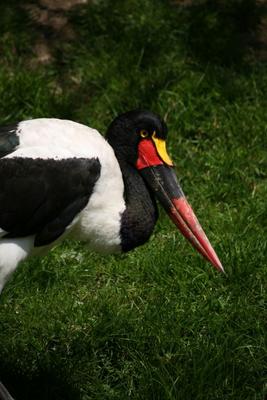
[140,130,149,138]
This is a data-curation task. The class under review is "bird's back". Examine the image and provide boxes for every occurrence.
[1,118,111,160]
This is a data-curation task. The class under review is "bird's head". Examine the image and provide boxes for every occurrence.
[106,110,224,272]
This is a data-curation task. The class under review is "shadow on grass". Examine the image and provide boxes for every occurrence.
[175,0,267,66]
[0,363,80,400]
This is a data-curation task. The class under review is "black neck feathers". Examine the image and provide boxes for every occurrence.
[119,161,158,252]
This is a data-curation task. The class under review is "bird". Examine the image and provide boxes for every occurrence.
[0,109,223,294]
[0,110,223,399]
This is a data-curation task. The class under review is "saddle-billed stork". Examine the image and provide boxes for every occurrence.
[0,110,223,399]
[0,109,223,293]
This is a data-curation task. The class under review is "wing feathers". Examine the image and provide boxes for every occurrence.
[0,124,20,158]
[34,196,89,246]
[1,157,101,245]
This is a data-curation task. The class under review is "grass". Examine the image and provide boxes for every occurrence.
[0,0,266,399]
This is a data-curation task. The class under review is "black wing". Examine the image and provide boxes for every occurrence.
[0,124,20,158]
[0,157,101,246]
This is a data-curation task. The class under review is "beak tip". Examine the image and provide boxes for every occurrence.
[213,259,225,274]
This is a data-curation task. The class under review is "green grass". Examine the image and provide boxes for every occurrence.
[0,1,266,399]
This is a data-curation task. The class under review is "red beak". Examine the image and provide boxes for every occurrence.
[169,196,224,272]
[139,164,224,272]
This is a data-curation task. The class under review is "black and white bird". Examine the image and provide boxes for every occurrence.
[0,109,223,294]
[0,110,224,399]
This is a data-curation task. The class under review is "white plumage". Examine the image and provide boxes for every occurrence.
[0,119,126,292]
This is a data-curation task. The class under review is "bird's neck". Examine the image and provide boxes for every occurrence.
[119,160,158,252]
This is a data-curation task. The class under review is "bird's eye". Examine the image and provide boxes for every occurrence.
[140,130,149,138]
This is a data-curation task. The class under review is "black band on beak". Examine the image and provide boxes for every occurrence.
[139,165,224,272]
